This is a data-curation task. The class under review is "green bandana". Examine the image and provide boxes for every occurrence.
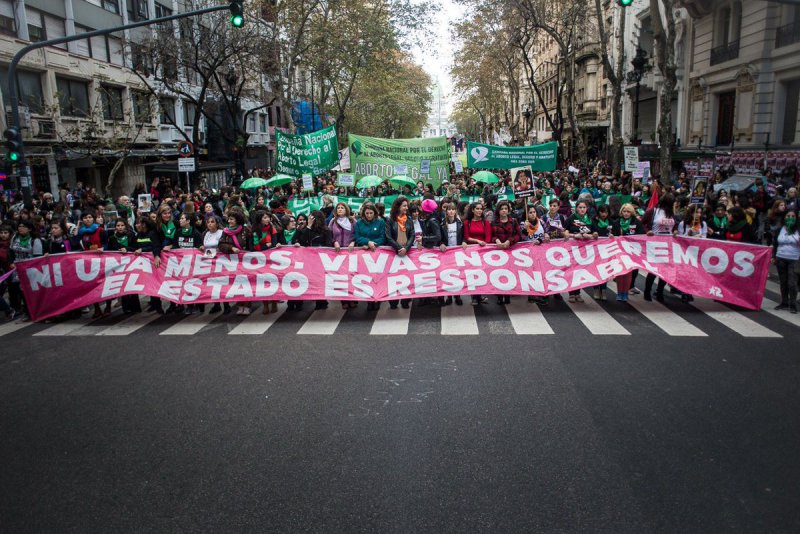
[115,233,129,248]
[595,218,609,229]
[180,227,193,237]
[283,228,296,243]
[576,213,591,226]
[18,235,31,248]
[620,217,632,233]
[785,217,796,231]
[162,220,176,239]
[713,215,727,230]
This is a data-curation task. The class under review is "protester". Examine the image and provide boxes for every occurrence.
[385,196,414,309]
[463,202,492,305]
[772,210,799,314]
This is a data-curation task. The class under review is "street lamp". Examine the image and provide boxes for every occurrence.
[626,47,648,142]
[226,66,242,183]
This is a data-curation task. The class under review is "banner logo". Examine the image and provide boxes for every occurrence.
[471,146,489,163]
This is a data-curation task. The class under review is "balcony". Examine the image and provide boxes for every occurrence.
[710,40,739,66]
[776,22,800,48]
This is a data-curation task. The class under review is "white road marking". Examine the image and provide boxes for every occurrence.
[503,299,554,335]
[370,301,411,335]
[160,310,219,336]
[228,303,287,335]
[690,298,781,338]
[608,281,707,337]
[34,318,89,336]
[762,296,800,328]
[564,290,631,335]
[297,306,347,335]
[95,311,162,336]
[765,279,781,295]
[0,319,35,337]
[441,303,479,335]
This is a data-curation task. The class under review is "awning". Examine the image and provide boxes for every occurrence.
[143,161,234,174]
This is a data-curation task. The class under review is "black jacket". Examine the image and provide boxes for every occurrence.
[385,219,415,251]
[296,227,332,247]
[421,216,443,248]
[439,218,465,246]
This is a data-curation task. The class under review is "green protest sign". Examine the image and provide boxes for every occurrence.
[348,134,451,188]
[276,124,339,177]
[287,193,514,215]
[466,141,558,171]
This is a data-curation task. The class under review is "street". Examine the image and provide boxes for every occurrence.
[1,280,799,532]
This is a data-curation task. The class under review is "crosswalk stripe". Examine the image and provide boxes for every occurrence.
[504,299,554,335]
[370,301,411,335]
[441,302,479,335]
[608,281,707,337]
[564,290,630,335]
[95,311,162,336]
[0,319,34,337]
[228,303,287,335]
[690,298,782,338]
[765,280,781,295]
[34,318,88,336]
[160,310,219,336]
[761,296,800,328]
[297,306,347,335]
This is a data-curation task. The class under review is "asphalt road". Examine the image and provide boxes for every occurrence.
[1,297,799,532]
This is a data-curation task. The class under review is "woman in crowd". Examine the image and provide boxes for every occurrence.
[252,209,279,314]
[543,197,568,240]
[385,196,414,309]
[175,212,204,315]
[642,193,677,302]
[45,218,72,255]
[463,201,492,305]
[725,206,755,243]
[772,209,799,314]
[678,204,708,238]
[107,217,141,315]
[611,203,645,302]
[354,202,385,311]
[296,213,308,233]
[590,204,613,300]
[201,215,230,314]
[707,202,728,240]
[492,200,521,304]
[564,200,595,303]
[766,199,787,246]
[218,207,253,316]
[439,201,465,306]
[329,202,357,309]
[296,209,332,311]
[74,210,111,317]
[133,215,163,314]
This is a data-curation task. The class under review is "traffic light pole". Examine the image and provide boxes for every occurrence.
[6,4,228,208]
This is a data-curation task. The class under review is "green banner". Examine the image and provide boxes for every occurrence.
[288,194,514,216]
[467,141,558,171]
[348,134,451,188]
[276,124,339,177]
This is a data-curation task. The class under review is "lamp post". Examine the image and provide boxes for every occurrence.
[626,47,648,143]
[523,107,531,145]
[226,66,242,184]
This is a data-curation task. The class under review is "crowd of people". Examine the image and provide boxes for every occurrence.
[1,159,798,322]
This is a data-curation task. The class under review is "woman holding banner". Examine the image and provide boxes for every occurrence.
[439,201,465,306]
[329,203,357,310]
[355,203,385,311]
[297,210,333,310]
[133,216,163,314]
[492,200,521,305]
[463,202,492,306]
[385,197,414,310]
[218,207,253,316]
[642,194,677,302]
[611,203,645,302]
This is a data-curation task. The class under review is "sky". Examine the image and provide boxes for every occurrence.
[410,0,462,115]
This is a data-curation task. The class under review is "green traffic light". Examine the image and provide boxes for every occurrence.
[618,0,634,5]
[7,151,19,162]
[231,14,244,26]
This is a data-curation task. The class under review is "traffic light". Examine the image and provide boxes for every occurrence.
[229,1,244,27]
[617,0,634,5]
[4,127,21,163]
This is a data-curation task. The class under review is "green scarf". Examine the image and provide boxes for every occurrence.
[115,233,129,248]
[283,228,297,243]
[180,227,193,237]
[18,235,31,248]
[595,218,610,229]
[576,213,591,226]
[162,220,176,239]
[619,217,632,233]
[713,215,727,230]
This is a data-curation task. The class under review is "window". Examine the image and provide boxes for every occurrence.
[601,84,607,110]
[74,25,90,56]
[0,0,15,37]
[711,2,741,65]
[130,43,152,74]
[56,77,90,118]
[90,33,108,61]
[108,37,124,66]
[782,79,800,145]
[159,97,175,124]
[260,114,267,132]
[154,2,172,17]
[132,92,151,123]
[247,114,257,132]
[26,7,45,42]
[716,91,736,146]
[101,85,124,120]
[128,0,148,21]
[0,67,44,113]
[102,0,119,14]
[44,14,66,48]
[183,101,196,125]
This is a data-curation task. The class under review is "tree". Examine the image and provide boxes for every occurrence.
[593,0,625,175]
[649,0,678,187]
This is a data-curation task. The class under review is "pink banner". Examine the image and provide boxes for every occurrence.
[17,236,771,321]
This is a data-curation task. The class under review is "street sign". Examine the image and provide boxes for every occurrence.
[623,146,639,172]
[178,141,194,157]
[178,158,196,172]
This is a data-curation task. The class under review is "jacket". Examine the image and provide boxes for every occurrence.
[463,218,492,243]
[421,216,443,248]
[218,226,252,253]
[385,218,415,251]
[355,218,386,246]
[296,227,332,248]
[492,217,521,245]
[329,217,356,247]
[439,218,464,246]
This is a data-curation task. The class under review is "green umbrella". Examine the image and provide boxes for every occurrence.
[389,175,415,189]
[264,174,295,187]
[473,170,499,184]
[240,177,269,189]
[355,175,384,189]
